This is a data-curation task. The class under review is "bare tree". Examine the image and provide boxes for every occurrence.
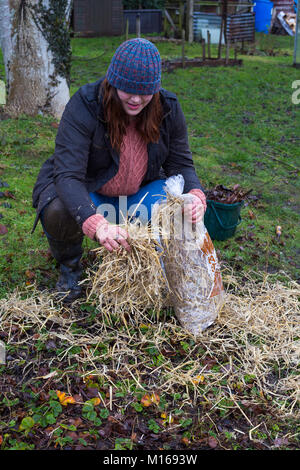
[0,0,72,119]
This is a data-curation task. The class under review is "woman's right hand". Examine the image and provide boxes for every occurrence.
[95,222,131,253]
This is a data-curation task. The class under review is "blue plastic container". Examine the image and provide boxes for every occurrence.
[253,0,274,34]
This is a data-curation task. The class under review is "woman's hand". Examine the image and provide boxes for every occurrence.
[183,198,205,223]
[96,222,131,253]
[183,190,207,224]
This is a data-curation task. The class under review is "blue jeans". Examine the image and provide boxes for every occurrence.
[40,179,167,242]
[89,179,167,225]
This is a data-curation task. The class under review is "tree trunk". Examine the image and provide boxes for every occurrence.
[0,0,72,119]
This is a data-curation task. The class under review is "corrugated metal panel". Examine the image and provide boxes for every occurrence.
[124,9,162,34]
[193,12,224,43]
[227,12,255,42]
[193,11,255,43]
[193,12,223,26]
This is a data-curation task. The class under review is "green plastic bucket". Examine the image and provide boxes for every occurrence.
[204,199,244,241]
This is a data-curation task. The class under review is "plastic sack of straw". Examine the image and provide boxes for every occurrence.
[157,175,225,335]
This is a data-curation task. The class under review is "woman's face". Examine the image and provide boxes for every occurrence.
[116,89,153,117]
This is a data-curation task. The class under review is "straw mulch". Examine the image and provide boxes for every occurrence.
[84,221,170,322]
[0,271,299,422]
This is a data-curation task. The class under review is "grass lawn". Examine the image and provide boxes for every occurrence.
[0,33,299,451]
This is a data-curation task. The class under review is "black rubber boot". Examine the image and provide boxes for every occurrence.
[48,239,83,303]
[40,197,85,303]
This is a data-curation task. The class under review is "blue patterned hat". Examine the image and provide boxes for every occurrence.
[106,38,161,95]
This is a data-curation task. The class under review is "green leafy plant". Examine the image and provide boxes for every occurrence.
[132,402,143,412]
[18,417,35,436]
[8,439,35,450]
[82,400,102,426]
[179,417,193,428]
[114,437,133,450]
[148,418,162,434]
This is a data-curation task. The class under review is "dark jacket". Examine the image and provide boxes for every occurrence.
[32,78,203,232]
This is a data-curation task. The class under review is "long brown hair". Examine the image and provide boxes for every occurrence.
[100,78,163,152]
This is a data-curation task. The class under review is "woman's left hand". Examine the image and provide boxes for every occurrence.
[183,190,207,223]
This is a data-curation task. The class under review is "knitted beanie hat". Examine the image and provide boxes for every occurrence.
[106,38,161,95]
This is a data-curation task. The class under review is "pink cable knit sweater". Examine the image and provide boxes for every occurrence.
[100,121,148,197]
[82,123,206,240]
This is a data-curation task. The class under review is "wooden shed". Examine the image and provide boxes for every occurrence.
[72,0,124,37]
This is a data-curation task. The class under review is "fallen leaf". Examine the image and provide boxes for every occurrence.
[25,270,35,280]
[90,397,101,406]
[202,357,217,369]
[39,391,50,402]
[87,387,99,398]
[273,437,289,448]
[45,340,57,351]
[72,394,83,403]
[83,374,96,383]
[208,436,218,448]
[161,348,176,357]
[45,427,54,436]
[3,190,15,199]
[150,392,160,405]
[192,375,205,385]
[181,437,191,446]
[141,392,160,407]
[69,417,83,428]
[141,394,152,407]
[56,390,76,406]
[160,412,174,424]
[62,397,76,406]
[0,224,8,235]
[51,122,59,129]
